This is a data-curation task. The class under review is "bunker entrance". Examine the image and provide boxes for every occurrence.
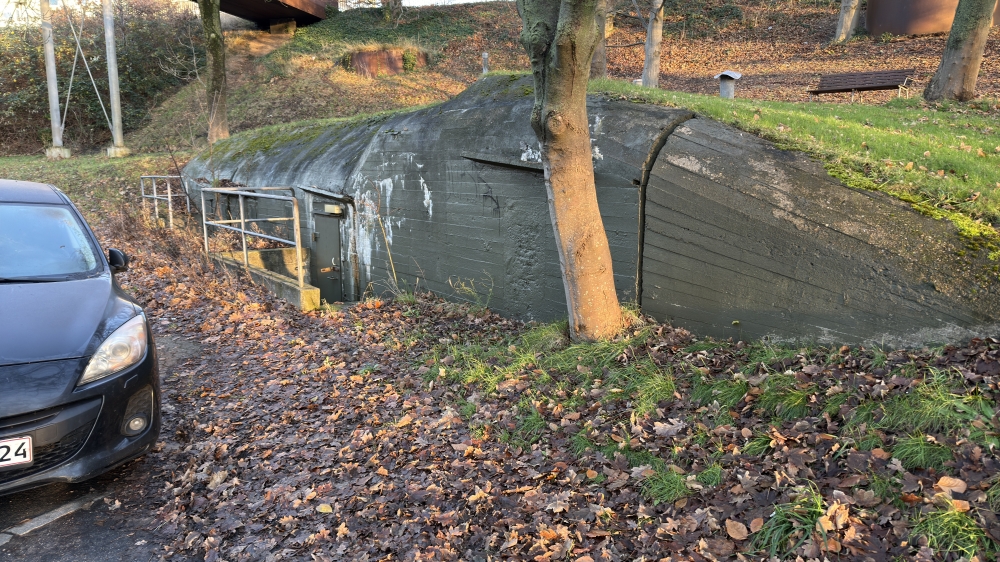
[313,212,344,304]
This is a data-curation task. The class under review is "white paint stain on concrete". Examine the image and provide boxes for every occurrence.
[520,142,542,163]
[592,146,604,161]
[420,176,433,217]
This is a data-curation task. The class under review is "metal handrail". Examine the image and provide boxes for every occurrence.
[140,175,190,229]
[200,187,305,288]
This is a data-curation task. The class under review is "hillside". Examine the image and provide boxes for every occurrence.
[129,0,1000,153]
[130,1,1000,233]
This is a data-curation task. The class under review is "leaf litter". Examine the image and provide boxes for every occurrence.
[88,204,1000,561]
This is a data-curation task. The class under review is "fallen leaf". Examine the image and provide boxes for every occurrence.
[316,504,333,513]
[725,519,748,540]
[397,414,413,427]
[750,518,764,533]
[654,418,686,437]
[935,476,967,496]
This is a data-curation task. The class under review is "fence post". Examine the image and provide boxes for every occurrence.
[201,189,210,255]
[292,198,304,289]
[239,194,248,267]
[167,180,175,229]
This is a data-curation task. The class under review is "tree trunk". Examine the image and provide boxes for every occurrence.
[590,0,607,79]
[641,0,664,88]
[832,0,862,43]
[518,0,623,341]
[197,0,229,144]
[924,0,996,101]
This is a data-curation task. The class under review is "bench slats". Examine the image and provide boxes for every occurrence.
[808,69,915,94]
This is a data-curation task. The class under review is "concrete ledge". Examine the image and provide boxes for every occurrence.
[106,146,131,158]
[210,254,320,311]
[217,248,310,283]
[45,147,71,160]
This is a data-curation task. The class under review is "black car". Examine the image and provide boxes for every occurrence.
[0,179,160,494]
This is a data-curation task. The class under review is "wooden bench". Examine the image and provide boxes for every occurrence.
[807,69,915,102]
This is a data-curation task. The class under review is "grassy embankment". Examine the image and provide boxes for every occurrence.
[589,79,1000,241]
[128,5,514,152]
[0,155,182,220]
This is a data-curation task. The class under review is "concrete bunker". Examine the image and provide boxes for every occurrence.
[183,75,1000,347]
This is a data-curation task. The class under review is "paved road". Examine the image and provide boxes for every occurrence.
[0,335,201,561]
[0,464,162,561]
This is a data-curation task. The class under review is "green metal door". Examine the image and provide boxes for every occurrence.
[313,214,343,303]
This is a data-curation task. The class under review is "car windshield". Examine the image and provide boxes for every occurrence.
[0,204,101,280]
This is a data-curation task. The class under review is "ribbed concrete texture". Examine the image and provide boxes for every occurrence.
[183,75,1000,346]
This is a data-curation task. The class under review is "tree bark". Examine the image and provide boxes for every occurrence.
[832,0,862,43]
[641,0,664,88]
[518,0,623,341]
[924,0,996,101]
[590,0,607,79]
[197,0,229,144]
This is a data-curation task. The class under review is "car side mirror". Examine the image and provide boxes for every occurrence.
[108,248,129,274]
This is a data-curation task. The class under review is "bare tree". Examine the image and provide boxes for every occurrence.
[590,0,607,79]
[633,0,664,88]
[924,0,997,101]
[196,0,228,143]
[518,0,623,341]
[832,0,862,43]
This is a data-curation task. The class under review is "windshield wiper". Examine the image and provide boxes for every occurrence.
[0,278,60,284]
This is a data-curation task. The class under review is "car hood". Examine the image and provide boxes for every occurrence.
[0,276,138,367]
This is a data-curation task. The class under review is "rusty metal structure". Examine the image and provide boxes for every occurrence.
[867,0,1000,36]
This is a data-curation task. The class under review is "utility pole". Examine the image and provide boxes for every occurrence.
[40,0,70,159]
[102,0,129,157]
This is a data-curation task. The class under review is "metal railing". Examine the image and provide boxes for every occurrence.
[200,187,305,288]
[140,175,190,229]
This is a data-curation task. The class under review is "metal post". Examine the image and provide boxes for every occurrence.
[102,0,128,157]
[201,189,210,255]
[239,194,248,267]
[40,0,70,160]
[482,52,489,75]
[167,181,174,229]
[152,177,159,222]
[291,198,304,289]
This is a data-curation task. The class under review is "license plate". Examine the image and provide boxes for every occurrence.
[0,436,32,468]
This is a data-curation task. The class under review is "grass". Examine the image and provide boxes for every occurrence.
[742,434,773,457]
[847,368,999,447]
[869,472,901,501]
[691,375,749,409]
[757,374,816,420]
[589,79,1000,238]
[913,503,998,559]
[751,485,827,558]
[696,464,723,487]
[641,469,689,505]
[892,434,954,471]
[0,154,184,220]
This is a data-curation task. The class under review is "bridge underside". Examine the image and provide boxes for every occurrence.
[199,0,326,28]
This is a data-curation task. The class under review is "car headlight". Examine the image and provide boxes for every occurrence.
[79,314,148,386]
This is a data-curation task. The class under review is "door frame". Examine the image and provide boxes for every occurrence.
[311,211,346,304]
